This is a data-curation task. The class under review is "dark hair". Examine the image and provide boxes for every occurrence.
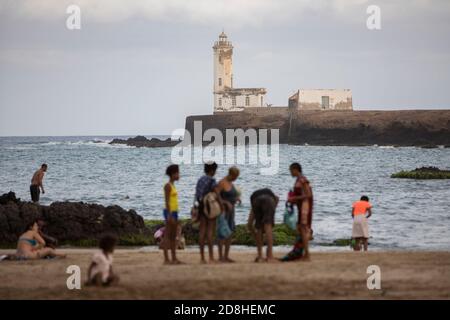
[361,195,369,202]
[289,162,302,172]
[204,162,218,174]
[24,220,38,233]
[99,234,117,253]
[165,164,179,177]
[41,163,48,168]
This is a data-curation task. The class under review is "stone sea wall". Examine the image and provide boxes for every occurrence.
[186,109,450,146]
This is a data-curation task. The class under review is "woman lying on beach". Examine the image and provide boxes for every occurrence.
[216,166,240,263]
[16,221,66,260]
[163,164,184,265]
[351,196,372,251]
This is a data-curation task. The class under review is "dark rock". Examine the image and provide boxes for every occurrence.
[0,192,151,245]
[109,136,179,148]
[185,109,450,146]
[391,167,450,179]
[0,191,20,205]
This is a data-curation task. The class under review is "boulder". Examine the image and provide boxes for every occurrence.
[0,192,151,245]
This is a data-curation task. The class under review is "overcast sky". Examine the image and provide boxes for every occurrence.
[1,0,449,136]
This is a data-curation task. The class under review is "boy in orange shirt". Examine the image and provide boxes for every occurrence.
[351,196,372,251]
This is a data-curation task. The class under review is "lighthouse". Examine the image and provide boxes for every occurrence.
[213,32,267,112]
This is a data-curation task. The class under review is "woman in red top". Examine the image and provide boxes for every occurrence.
[288,163,313,261]
[351,195,372,251]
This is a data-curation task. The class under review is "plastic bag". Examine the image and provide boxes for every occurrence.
[217,213,232,240]
[283,207,298,230]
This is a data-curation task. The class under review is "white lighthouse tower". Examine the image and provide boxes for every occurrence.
[213,32,266,112]
[213,31,233,94]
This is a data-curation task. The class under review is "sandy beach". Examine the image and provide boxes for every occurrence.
[0,248,449,300]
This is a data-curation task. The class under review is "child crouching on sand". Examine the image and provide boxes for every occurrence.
[86,234,119,286]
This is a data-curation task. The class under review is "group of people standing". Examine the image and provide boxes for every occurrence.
[161,161,315,264]
[20,160,372,267]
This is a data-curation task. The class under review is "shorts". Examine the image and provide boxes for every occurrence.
[252,195,276,230]
[30,185,40,202]
[163,209,178,222]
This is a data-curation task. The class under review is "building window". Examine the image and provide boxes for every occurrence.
[232,97,236,107]
[245,96,250,106]
[218,78,222,86]
[218,98,222,107]
[321,96,330,109]
[261,96,263,106]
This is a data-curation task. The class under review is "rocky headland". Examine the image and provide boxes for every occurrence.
[186,109,450,146]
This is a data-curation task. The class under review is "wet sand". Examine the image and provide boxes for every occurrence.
[0,249,449,299]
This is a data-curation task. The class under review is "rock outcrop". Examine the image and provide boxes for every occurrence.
[110,136,180,148]
[185,109,450,146]
[391,167,450,179]
[0,192,150,245]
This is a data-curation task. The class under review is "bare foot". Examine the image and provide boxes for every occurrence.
[163,260,172,265]
[225,258,235,263]
[172,259,185,265]
[300,255,311,262]
[254,257,264,263]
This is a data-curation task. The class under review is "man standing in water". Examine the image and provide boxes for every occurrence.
[288,163,313,260]
[30,164,47,203]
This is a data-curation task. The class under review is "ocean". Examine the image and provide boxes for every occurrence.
[1,136,449,251]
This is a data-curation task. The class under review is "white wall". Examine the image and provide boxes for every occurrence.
[298,89,352,110]
[214,93,265,112]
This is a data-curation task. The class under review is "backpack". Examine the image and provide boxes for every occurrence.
[203,192,221,219]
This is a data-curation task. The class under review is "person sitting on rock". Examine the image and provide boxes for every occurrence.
[86,234,120,287]
[16,221,66,260]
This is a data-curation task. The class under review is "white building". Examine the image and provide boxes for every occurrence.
[288,89,353,110]
[213,32,267,112]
